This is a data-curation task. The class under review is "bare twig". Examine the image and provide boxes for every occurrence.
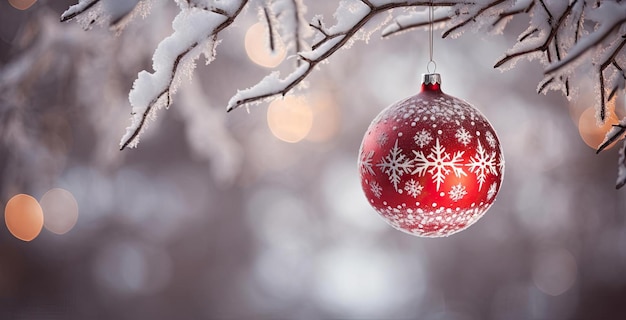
[263,7,276,52]
[291,0,303,61]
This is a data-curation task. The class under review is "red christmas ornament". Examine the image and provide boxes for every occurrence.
[358,73,504,237]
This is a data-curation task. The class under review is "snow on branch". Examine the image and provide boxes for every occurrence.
[267,0,309,59]
[118,2,247,150]
[60,0,100,22]
[545,2,626,74]
[61,0,626,188]
[597,119,626,154]
[494,1,579,69]
[61,0,146,30]
[381,8,451,38]
[383,0,534,39]
[227,0,458,112]
[617,141,626,189]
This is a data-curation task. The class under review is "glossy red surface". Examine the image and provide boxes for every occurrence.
[358,79,504,237]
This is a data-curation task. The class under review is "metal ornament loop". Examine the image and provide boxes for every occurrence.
[427,60,437,73]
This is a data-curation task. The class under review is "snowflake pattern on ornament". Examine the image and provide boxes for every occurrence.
[377,132,389,146]
[466,140,498,191]
[455,127,472,146]
[357,86,505,238]
[448,183,467,202]
[412,138,467,191]
[376,139,414,191]
[485,131,497,149]
[487,182,498,200]
[360,150,375,175]
[370,181,383,198]
[413,129,433,148]
[404,179,424,198]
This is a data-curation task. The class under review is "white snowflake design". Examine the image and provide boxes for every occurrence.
[413,129,433,148]
[487,182,498,201]
[498,152,505,175]
[485,131,497,149]
[360,150,375,176]
[448,183,467,202]
[377,132,389,147]
[412,138,467,191]
[466,140,498,191]
[455,127,472,146]
[376,139,414,191]
[370,181,383,199]
[403,179,424,198]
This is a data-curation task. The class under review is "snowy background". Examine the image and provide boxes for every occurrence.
[2,1,626,319]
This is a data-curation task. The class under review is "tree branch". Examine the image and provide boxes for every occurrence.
[291,0,303,64]
[597,37,626,124]
[120,1,249,150]
[442,0,508,38]
[120,43,198,151]
[263,7,277,52]
[492,0,534,27]
[228,0,458,112]
[381,15,451,38]
[597,123,626,154]
[494,0,577,69]
[545,17,626,74]
[60,0,100,22]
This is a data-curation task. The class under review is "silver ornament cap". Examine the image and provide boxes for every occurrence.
[422,73,441,85]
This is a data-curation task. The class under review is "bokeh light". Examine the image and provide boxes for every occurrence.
[40,188,79,235]
[93,240,172,296]
[313,244,424,317]
[267,95,313,143]
[8,0,37,10]
[578,102,620,150]
[532,248,578,296]
[244,22,286,68]
[306,92,341,143]
[320,157,387,233]
[4,194,44,241]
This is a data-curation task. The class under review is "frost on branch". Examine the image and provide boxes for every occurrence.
[227,0,458,112]
[61,0,150,31]
[61,0,626,188]
[383,0,626,189]
[121,8,227,149]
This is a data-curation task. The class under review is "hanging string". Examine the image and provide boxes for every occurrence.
[427,1,437,73]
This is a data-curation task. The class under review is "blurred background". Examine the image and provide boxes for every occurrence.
[2,0,626,319]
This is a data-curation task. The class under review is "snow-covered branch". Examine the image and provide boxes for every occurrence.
[60,0,100,22]
[61,0,144,29]
[494,1,579,69]
[226,0,458,112]
[118,1,247,150]
[60,0,626,188]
